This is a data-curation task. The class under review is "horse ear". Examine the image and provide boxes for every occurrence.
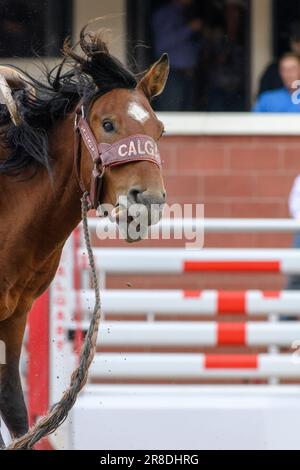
[137,53,169,100]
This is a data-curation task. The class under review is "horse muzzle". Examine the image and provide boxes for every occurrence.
[112,189,166,242]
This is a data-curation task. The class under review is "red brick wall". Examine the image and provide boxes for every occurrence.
[161,135,300,219]
[106,135,300,292]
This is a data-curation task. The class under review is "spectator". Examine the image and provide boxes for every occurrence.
[259,22,300,95]
[151,0,204,111]
[206,0,247,112]
[0,1,33,57]
[282,176,300,321]
[253,53,300,113]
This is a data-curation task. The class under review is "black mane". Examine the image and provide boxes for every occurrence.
[0,28,137,176]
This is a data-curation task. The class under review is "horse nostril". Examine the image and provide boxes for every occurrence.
[127,187,141,204]
[128,188,166,207]
[136,190,166,207]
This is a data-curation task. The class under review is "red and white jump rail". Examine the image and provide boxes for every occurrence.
[89,353,300,380]
[26,218,300,449]
[72,321,300,347]
[70,289,300,316]
[79,248,300,274]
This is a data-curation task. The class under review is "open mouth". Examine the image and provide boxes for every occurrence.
[111,203,129,223]
[97,199,163,243]
[110,203,150,242]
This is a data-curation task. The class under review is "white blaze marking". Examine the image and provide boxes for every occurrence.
[128,102,150,123]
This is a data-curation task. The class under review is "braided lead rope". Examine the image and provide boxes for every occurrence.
[6,192,102,450]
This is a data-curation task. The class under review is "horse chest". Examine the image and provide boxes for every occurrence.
[0,248,62,321]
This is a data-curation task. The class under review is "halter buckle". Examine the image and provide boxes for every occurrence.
[74,105,86,129]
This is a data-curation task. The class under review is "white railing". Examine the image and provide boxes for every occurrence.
[78,248,300,274]
[68,321,300,348]
[90,353,300,380]
[86,217,300,233]
[68,289,300,316]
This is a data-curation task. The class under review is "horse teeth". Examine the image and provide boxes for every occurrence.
[111,207,119,219]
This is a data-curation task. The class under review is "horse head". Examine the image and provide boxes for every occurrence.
[0,28,169,243]
[67,29,169,242]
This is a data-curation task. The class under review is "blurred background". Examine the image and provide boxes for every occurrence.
[1,0,300,112]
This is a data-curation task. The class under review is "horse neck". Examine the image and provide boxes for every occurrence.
[42,113,83,245]
[12,112,84,257]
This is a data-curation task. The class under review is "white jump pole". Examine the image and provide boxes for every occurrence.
[66,289,300,316]
[86,217,300,233]
[78,248,300,274]
[66,321,300,348]
[90,353,300,380]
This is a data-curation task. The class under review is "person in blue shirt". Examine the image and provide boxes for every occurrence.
[253,53,300,113]
[258,22,300,95]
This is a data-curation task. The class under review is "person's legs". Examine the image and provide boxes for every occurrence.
[181,72,195,111]
[282,233,300,320]
[207,87,227,112]
[155,69,194,111]
[286,233,300,290]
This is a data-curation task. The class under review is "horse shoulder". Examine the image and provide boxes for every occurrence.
[0,246,63,322]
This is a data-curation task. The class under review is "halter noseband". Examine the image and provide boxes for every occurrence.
[74,105,162,209]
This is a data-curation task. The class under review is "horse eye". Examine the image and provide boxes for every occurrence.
[103,120,115,133]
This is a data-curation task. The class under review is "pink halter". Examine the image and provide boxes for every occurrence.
[99,135,161,169]
[74,106,162,209]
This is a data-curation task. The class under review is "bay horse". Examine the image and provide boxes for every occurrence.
[0,28,169,447]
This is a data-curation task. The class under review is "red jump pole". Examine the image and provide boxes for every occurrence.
[27,291,52,450]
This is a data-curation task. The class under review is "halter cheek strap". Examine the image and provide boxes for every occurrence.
[74,106,162,210]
